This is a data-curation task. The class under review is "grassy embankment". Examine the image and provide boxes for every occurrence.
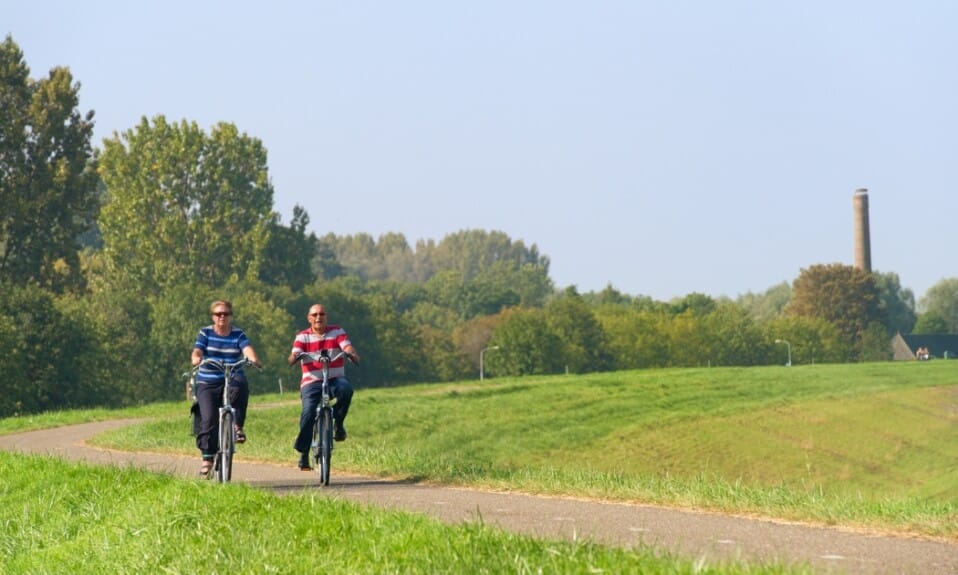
[88,360,957,538]
[1,360,955,573]
[2,451,802,574]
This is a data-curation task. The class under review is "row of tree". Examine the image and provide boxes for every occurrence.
[2,35,956,419]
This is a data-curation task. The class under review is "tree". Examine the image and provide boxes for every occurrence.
[913,311,948,334]
[260,205,317,291]
[312,233,345,280]
[453,313,505,377]
[329,233,384,281]
[0,284,100,416]
[918,278,958,333]
[860,321,891,362]
[0,36,99,292]
[737,282,792,323]
[428,229,550,282]
[763,316,849,365]
[698,301,764,366]
[543,288,613,373]
[488,308,564,376]
[97,116,274,296]
[670,292,717,317]
[786,263,882,360]
[873,271,916,335]
[594,306,669,369]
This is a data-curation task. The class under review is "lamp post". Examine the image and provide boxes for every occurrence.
[480,346,499,381]
[774,339,792,367]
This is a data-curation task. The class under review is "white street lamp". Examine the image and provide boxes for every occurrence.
[480,346,500,381]
[774,339,792,367]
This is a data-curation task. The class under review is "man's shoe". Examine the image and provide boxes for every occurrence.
[298,452,312,471]
[334,421,347,442]
[234,425,246,444]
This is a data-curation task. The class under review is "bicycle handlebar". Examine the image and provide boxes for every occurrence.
[191,357,259,375]
[295,350,356,365]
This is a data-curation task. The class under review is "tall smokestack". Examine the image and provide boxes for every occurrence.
[853,188,871,272]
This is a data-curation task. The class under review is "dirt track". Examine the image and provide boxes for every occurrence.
[1,418,956,575]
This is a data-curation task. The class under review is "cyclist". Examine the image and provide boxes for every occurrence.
[288,303,360,470]
[191,299,261,476]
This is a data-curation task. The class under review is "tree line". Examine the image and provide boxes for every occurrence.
[2,35,956,418]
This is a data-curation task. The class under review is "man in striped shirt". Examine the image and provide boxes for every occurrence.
[288,303,360,470]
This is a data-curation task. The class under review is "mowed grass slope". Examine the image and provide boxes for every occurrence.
[12,360,958,540]
[3,453,802,575]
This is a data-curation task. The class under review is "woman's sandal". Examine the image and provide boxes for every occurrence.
[199,460,213,477]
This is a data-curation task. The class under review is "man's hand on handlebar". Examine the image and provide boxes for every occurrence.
[290,350,357,366]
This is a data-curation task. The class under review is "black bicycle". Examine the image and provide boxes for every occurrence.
[191,357,253,483]
[296,349,353,485]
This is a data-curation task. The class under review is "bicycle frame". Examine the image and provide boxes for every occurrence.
[297,349,349,485]
[192,357,250,483]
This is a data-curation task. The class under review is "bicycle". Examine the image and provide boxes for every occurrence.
[190,357,254,483]
[295,349,354,485]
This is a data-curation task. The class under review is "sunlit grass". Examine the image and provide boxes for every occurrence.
[0,452,808,574]
[7,361,958,540]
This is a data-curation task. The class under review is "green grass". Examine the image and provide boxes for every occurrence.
[2,360,956,564]
[83,361,958,540]
[0,402,179,435]
[0,451,806,574]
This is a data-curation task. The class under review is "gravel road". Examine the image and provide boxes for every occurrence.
[1,418,955,575]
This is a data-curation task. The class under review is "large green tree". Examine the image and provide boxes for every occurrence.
[0,36,99,292]
[97,116,274,295]
[786,263,882,360]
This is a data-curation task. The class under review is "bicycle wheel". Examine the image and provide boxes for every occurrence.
[317,407,333,485]
[217,409,234,483]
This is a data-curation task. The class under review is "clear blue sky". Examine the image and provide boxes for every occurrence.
[8,1,956,302]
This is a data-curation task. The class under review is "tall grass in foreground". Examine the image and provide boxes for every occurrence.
[0,452,807,575]
[12,361,958,540]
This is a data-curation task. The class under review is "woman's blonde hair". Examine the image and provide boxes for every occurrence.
[209,300,233,314]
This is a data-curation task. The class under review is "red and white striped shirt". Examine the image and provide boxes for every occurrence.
[291,326,352,388]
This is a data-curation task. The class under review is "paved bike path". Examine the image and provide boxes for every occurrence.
[1,419,956,575]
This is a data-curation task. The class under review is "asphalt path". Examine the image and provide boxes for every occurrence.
[1,419,956,575]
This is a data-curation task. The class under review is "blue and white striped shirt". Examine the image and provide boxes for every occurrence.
[193,325,251,385]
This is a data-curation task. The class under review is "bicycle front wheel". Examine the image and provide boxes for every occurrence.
[217,410,234,483]
[316,407,333,485]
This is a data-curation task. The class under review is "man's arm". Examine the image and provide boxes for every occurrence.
[343,344,360,365]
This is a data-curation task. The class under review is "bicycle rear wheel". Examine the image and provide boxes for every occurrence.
[217,410,234,483]
[315,407,333,485]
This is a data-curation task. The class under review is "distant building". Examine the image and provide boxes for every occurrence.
[890,333,958,360]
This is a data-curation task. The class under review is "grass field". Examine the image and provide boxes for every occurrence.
[2,452,804,575]
[2,360,955,573]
